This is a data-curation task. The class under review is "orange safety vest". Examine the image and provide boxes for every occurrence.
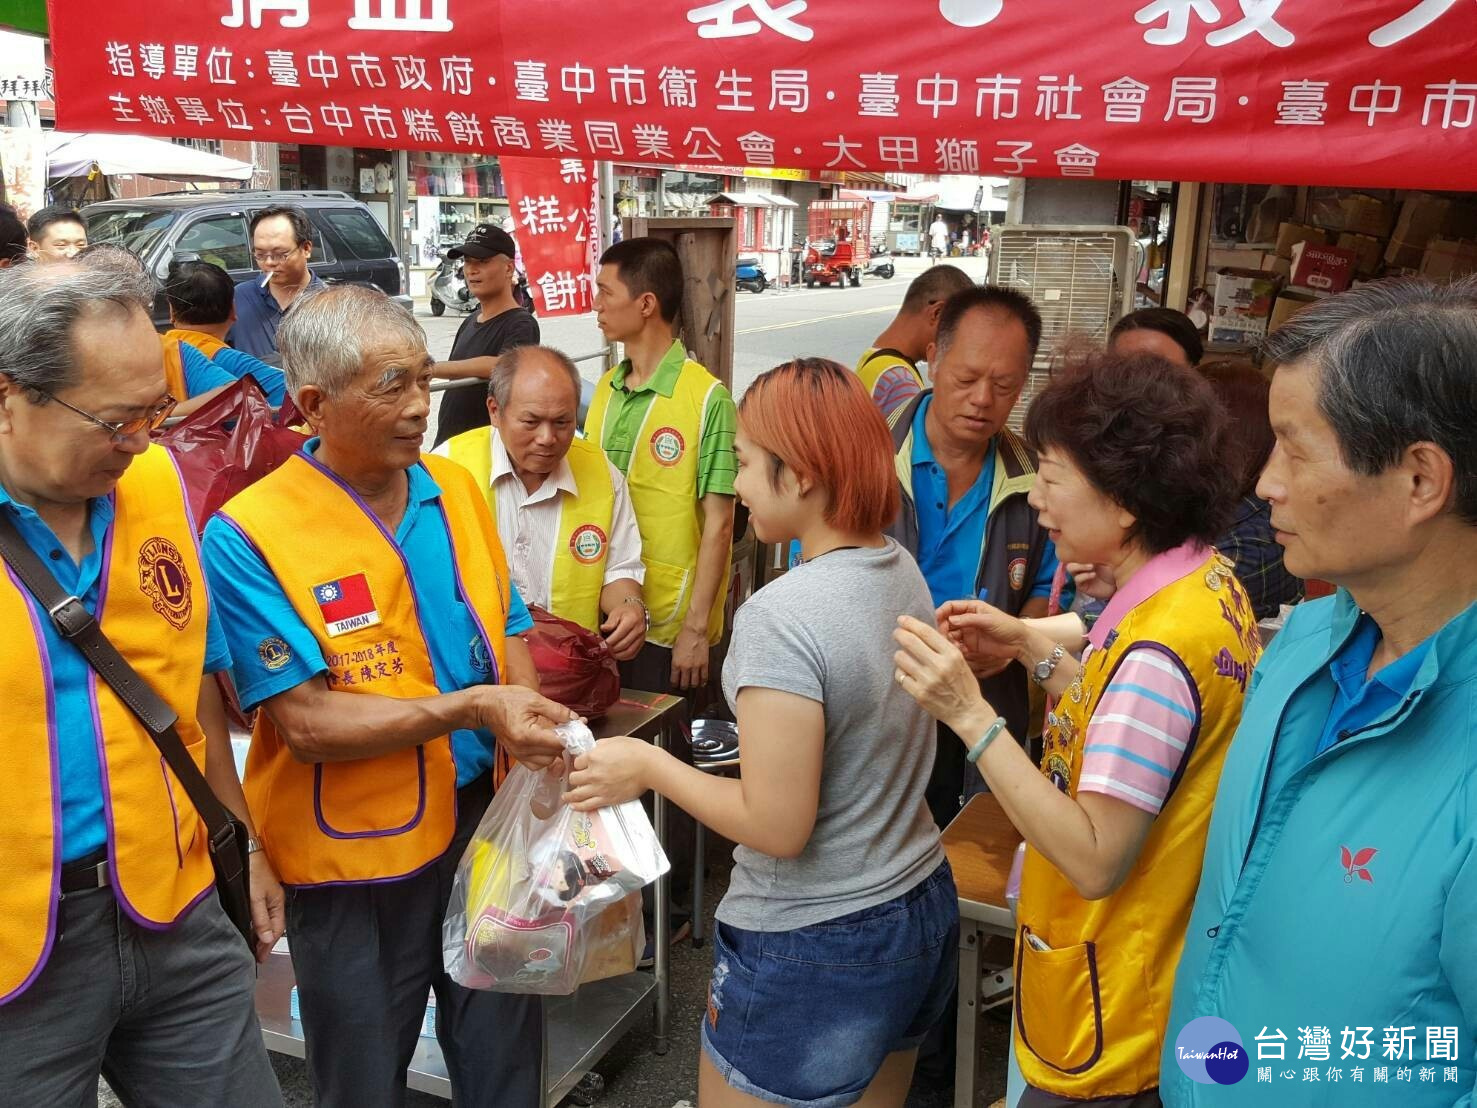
[160,328,229,400]
[0,445,215,1005]
[218,451,512,887]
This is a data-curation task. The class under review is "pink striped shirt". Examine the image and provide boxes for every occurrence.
[1077,645,1198,816]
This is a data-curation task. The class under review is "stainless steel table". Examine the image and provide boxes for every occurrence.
[252,688,686,1105]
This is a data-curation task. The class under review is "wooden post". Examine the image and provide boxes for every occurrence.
[622,216,736,390]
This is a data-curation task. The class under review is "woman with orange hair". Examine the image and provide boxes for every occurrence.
[565,358,959,1108]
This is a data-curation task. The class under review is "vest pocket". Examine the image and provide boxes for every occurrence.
[1014,926,1105,1075]
[313,745,428,839]
[642,558,692,631]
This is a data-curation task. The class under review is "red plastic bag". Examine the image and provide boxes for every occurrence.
[154,376,308,533]
[521,607,621,719]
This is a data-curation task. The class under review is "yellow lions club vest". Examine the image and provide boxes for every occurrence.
[1,445,214,1005]
[855,347,922,400]
[445,427,616,634]
[160,329,229,400]
[1014,551,1261,1099]
[585,355,728,647]
[218,451,511,887]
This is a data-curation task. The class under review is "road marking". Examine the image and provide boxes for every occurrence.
[736,304,897,336]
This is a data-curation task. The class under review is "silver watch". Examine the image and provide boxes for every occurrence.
[1031,644,1066,686]
[246,836,264,855]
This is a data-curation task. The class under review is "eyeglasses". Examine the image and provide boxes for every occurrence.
[251,246,303,265]
[34,390,178,442]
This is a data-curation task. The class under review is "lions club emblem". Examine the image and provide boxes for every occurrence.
[138,537,192,630]
[650,427,685,467]
[569,524,608,565]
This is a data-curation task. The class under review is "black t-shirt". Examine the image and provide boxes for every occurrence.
[433,307,540,446]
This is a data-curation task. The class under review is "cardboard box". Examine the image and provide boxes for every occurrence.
[1387,194,1453,262]
[1336,232,1384,277]
[1385,239,1427,269]
[1441,202,1477,241]
[1275,222,1328,259]
[1419,238,1477,281]
[1208,246,1272,272]
[1269,291,1321,333]
[1211,269,1279,344]
[1268,256,1293,281]
[1290,240,1357,293]
[1339,194,1393,238]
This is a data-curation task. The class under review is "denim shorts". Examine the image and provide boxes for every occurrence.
[700,862,959,1108]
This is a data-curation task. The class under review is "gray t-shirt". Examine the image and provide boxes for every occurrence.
[717,539,945,932]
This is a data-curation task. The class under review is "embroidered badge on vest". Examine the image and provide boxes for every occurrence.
[569,523,608,565]
[1341,845,1377,884]
[138,537,193,630]
[312,573,382,637]
[650,427,686,467]
[1008,557,1027,591]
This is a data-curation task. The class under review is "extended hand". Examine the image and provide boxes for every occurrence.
[670,626,710,690]
[600,602,647,662]
[1067,562,1117,602]
[563,736,654,811]
[936,599,1026,678]
[248,851,286,964]
[894,615,993,732]
[474,685,576,770]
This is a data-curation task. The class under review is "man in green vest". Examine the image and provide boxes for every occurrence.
[436,345,648,659]
[587,238,737,696]
[856,263,974,419]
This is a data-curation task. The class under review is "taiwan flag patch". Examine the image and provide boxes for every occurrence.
[312,574,381,637]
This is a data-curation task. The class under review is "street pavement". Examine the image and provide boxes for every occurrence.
[98,251,1011,1108]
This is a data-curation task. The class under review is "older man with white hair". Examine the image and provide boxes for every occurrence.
[201,284,574,1106]
[0,263,283,1105]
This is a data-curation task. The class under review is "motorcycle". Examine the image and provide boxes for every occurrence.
[864,252,896,280]
[429,253,474,317]
[736,255,768,294]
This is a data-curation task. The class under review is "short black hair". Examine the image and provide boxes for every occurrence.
[27,204,85,244]
[900,264,975,314]
[165,259,235,325]
[600,237,682,324]
[1025,353,1237,554]
[1110,307,1205,366]
[936,285,1043,363]
[249,205,313,247]
[0,205,25,262]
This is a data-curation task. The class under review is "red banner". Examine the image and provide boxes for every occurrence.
[46,1,1477,190]
[499,155,598,318]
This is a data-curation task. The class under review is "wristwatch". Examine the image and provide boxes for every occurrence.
[1031,643,1066,687]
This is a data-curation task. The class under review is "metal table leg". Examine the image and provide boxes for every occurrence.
[955,921,982,1108]
[691,807,706,947]
[652,722,671,1056]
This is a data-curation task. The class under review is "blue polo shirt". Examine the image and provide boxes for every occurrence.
[201,443,533,787]
[228,274,325,359]
[206,344,288,408]
[177,341,236,398]
[910,395,1066,609]
[1,481,231,863]
[1316,613,1434,756]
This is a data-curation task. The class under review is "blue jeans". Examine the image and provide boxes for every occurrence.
[702,862,959,1107]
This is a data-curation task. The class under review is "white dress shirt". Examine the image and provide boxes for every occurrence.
[481,432,645,613]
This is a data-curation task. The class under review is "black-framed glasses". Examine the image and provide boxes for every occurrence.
[33,390,177,442]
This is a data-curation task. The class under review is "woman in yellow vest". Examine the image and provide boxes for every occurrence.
[894,353,1261,1107]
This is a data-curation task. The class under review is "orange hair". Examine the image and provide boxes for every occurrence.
[738,358,900,534]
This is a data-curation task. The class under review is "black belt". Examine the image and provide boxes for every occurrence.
[60,849,110,894]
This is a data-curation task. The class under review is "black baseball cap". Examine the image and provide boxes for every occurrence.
[448,224,516,260]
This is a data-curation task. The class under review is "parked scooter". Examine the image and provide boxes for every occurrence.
[429,253,474,317]
[864,252,896,280]
[736,255,768,293]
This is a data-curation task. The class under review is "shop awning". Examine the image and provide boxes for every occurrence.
[45,131,254,183]
[713,191,798,209]
[933,179,1009,213]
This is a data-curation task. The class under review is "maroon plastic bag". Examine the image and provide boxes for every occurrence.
[522,606,621,719]
[154,376,308,533]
